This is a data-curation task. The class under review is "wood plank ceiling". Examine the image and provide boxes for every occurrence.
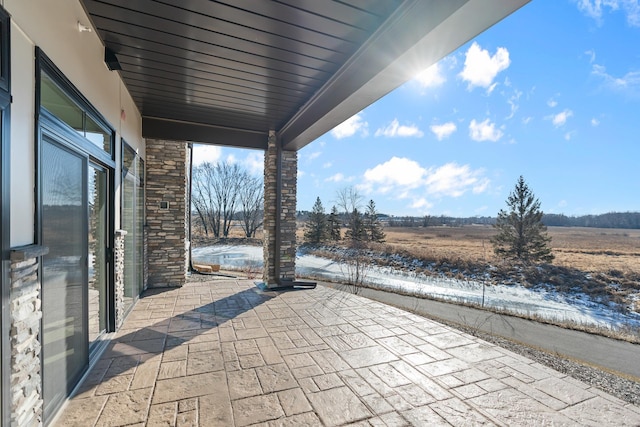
[80,0,529,151]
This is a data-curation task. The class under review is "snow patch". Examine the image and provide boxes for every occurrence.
[193,245,640,330]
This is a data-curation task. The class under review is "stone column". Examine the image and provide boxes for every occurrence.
[263,132,297,285]
[145,139,188,287]
[10,244,48,427]
[114,229,127,328]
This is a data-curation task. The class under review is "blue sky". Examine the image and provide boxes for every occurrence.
[193,0,640,217]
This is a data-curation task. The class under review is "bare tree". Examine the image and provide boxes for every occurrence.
[338,243,370,295]
[191,161,244,238]
[213,162,243,238]
[192,162,217,236]
[238,173,263,238]
[335,185,363,218]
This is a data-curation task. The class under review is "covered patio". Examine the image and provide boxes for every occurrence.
[52,277,640,426]
[79,0,533,287]
[4,1,585,425]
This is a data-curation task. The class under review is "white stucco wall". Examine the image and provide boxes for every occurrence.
[5,0,144,247]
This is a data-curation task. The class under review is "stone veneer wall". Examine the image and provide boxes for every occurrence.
[145,139,188,287]
[114,230,127,328]
[263,132,297,284]
[9,244,48,427]
[143,225,149,290]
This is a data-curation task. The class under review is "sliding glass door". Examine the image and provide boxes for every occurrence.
[88,164,108,345]
[38,51,116,423]
[41,138,88,416]
[122,143,144,313]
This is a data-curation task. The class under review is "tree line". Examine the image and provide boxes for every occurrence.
[303,187,386,245]
[376,212,640,229]
[303,178,554,265]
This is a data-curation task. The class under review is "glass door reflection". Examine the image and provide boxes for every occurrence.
[41,139,87,417]
[88,163,108,344]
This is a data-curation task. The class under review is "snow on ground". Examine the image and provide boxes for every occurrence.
[192,245,640,331]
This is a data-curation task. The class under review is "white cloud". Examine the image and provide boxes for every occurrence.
[375,119,424,138]
[430,122,457,140]
[564,131,576,140]
[192,144,222,166]
[192,145,262,175]
[363,157,426,193]
[459,42,511,90]
[325,173,346,183]
[475,205,489,214]
[297,170,305,178]
[243,151,264,176]
[223,152,264,176]
[424,163,489,197]
[414,63,446,88]
[410,198,433,210]
[322,162,332,168]
[585,49,596,63]
[591,117,600,126]
[361,157,489,203]
[225,153,237,164]
[549,109,574,127]
[575,0,640,26]
[306,151,321,161]
[592,63,640,95]
[547,98,558,107]
[330,113,368,139]
[522,116,533,125]
[506,89,522,119]
[469,119,504,142]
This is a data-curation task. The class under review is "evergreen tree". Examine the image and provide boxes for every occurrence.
[491,176,554,263]
[303,197,328,244]
[345,208,365,242]
[327,205,342,241]
[364,199,385,243]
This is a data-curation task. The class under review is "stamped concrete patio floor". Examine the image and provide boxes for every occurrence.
[53,277,640,426]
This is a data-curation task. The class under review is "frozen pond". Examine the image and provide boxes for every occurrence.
[192,244,640,331]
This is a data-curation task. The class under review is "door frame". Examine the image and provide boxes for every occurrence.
[0,6,11,426]
[35,49,116,423]
[121,140,145,315]
[39,133,90,420]
[88,159,115,353]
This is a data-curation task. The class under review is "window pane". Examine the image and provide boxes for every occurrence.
[136,159,145,294]
[0,21,3,66]
[122,145,144,309]
[41,140,87,416]
[122,174,136,312]
[40,72,83,133]
[123,144,136,175]
[88,165,108,344]
[86,115,111,154]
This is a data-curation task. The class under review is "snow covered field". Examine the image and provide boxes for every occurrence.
[192,244,640,331]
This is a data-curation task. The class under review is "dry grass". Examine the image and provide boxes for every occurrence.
[381,225,640,278]
[198,223,639,281]
[297,224,640,315]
